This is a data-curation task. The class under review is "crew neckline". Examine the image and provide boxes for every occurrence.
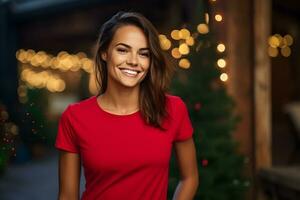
[93,95,140,117]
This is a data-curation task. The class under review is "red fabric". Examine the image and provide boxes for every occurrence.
[55,94,194,200]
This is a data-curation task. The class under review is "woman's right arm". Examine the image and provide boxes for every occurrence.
[58,150,81,200]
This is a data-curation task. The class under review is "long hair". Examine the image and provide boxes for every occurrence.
[94,11,174,130]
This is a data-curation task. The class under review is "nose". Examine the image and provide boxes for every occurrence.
[126,53,138,66]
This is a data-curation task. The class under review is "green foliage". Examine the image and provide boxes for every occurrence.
[167,3,250,200]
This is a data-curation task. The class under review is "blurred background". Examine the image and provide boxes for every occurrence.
[0,0,300,199]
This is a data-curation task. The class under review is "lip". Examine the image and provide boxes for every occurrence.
[117,68,141,78]
[118,67,142,73]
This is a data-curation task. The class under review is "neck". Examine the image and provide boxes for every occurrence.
[99,84,140,113]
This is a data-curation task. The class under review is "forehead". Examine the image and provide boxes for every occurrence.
[110,25,148,48]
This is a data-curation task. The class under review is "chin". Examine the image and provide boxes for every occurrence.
[120,81,141,88]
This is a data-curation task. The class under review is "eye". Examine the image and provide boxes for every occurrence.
[117,48,127,53]
[139,52,150,58]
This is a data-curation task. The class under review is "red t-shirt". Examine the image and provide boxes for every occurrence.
[55,94,194,200]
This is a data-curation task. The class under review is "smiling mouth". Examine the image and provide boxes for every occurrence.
[118,68,142,76]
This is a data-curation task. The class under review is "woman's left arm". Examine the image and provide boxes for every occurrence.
[172,137,199,200]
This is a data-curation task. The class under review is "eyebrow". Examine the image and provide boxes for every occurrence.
[115,43,150,51]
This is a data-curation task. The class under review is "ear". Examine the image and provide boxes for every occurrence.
[101,52,107,61]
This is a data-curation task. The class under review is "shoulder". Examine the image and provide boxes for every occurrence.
[165,93,186,108]
[62,96,96,117]
[165,93,188,115]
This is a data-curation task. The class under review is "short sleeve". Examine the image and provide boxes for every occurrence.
[54,105,80,153]
[173,98,194,142]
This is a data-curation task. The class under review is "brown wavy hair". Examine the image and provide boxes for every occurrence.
[94,11,175,130]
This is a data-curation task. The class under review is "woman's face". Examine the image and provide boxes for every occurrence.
[101,25,150,89]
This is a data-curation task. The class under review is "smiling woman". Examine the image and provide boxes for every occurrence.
[55,11,199,200]
[100,25,150,89]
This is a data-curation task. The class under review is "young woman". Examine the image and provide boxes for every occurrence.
[55,11,199,200]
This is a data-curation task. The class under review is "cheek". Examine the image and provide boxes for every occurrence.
[141,59,150,70]
[109,52,127,66]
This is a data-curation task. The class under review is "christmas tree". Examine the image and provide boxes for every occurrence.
[165,1,250,199]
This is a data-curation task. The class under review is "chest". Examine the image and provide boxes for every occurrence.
[75,116,174,173]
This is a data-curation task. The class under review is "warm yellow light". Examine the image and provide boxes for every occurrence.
[217,43,226,52]
[171,48,181,59]
[281,46,291,57]
[171,30,180,40]
[186,37,195,46]
[51,58,59,69]
[268,36,280,48]
[82,58,94,73]
[268,46,278,57]
[26,49,36,63]
[41,55,52,68]
[20,69,27,81]
[274,34,284,48]
[159,34,167,41]
[40,71,49,81]
[215,14,223,22]
[58,51,68,59]
[283,34,293,46]
[217,58,226,68]
[76,52,87,59]
[16,49,96,75]
[179,58,191,69]
[160,38,171,50]
[180,28,190,39]
[197,23,209,34]
[70,55,81,71]
[220,73,228,82]
[60,55,73,71]
[178,43,189,55]
[57,79,66,92]
[205,13,209,24]
[16,49,27,63]
[46,79,55,92]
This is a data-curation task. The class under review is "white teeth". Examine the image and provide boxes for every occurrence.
[120,69,138,75]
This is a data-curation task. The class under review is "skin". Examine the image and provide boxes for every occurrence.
[58,25,199,200]
[172,138,199,200]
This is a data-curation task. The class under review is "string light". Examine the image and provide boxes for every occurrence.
[281,46,291,57]
[268,36,280,48]
[220,73,228,82]
[217,43,226,52]
[268,46,278,57]
[205,13,209,24]
[171,48,182,59]
[178,43,190,55]
[179,58,191,69]
[162,0,228,78]
[19,68,66,92]
[197,23,209,34]
[179,28,191,39]
[16,49,93,73]
[159,34,171,50]
[186,36,195,46]
[267,33,293,57]
[215,14,223,22]
[171,30,181,40]
[283,34,293,46]
[217,58,226,68]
